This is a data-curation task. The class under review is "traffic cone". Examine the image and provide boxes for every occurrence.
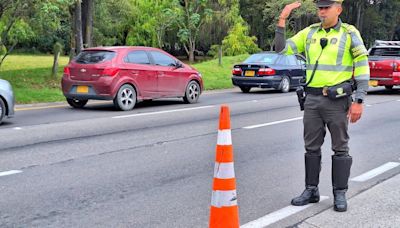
[209,105,239,228]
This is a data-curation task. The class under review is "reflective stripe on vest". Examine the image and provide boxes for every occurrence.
[306,28,319,63]
[336,31,348,65]
[306,64,353,72]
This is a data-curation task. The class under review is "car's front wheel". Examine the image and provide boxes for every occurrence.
[66,98,88,108]
[114,84,136,111]
[0,98,5,125]
[183,81,201,104]
[385,85,394,90]
[239,86,251,93]
[279,76,290,93]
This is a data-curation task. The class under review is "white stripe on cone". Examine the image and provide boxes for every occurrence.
[214,162,235,179]
[217,129,232,145]
[211,190,238,208]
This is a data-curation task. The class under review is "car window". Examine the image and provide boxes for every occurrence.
[125,51,150,64]
[150,51,176,66]
[369,47,400,56]
[276,56,288,65]
[244,53,278,64]
[287,55,298,65]
[75,51,116,64]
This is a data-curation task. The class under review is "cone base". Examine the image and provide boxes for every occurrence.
[209,206,239,228]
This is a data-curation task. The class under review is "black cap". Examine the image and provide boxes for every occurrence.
[316,0,343,7]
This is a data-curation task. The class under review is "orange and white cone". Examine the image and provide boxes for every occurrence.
[209,105,239,228]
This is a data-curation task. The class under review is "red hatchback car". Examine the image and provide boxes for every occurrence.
[62,46,203,111]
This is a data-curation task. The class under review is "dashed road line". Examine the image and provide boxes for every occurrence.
[240,196,329,228]
[0,170,23,177]
[351,162,400,182]
[243,117,303,129]
[112,105,215,119]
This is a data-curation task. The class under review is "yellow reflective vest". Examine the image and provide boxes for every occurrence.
[282,20,370,88]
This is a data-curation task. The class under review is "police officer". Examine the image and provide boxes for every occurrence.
[275,0,370,212]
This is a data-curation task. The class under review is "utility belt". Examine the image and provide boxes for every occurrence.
[305,81,355,99]
[296,81,355,111]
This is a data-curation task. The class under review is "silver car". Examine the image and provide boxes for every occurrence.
[0,79,15,124]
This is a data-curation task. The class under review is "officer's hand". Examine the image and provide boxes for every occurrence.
[280,1,302,19]
[348,103,363,123]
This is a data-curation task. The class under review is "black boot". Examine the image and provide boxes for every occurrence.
[332,155,352,212]
[291,154,321,206]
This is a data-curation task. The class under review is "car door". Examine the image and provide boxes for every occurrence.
[149,50,184,96]
[122,50,157,97]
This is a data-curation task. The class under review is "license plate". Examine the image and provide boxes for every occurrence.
[245,70,255,77]
[77,85,89,93]
[368,80,378,86]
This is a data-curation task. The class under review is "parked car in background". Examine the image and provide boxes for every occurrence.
[231,52,306,93]
[62,46,203,111]
[368,40,400,89]
[0,79,15,125]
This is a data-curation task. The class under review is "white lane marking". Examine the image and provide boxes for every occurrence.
[0,170,23,177]
[351,162,400,182]
[243,117,303,129]
[13,127,22,130]
[112,106,214,119]
[252,100,258,102]
[397,100,400,102]
[241,196,329,228]
[366,104,372,107]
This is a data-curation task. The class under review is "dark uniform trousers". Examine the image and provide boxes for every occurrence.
[304,94,351,156]
[303,94,353,191]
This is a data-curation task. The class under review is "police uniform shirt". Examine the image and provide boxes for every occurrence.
[276,19,370,100]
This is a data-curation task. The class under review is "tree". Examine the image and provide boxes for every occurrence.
[263,0,317,50]
[219,18,260,56]
[173,0,213,63]
[74,0,83,54]
[82,0,94,47]
[0,0,38,69]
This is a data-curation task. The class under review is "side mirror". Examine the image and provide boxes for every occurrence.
[175,61,183,68]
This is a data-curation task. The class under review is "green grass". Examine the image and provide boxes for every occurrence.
[0,55,69,103]
[193,54,249,90]
[0,54,248,104]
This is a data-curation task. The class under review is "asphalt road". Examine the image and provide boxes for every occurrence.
[1,87,400,227]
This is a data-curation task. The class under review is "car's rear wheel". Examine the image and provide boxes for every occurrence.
[240,86,251,93]
[114,84,136,111]
[279,76,290,93]
[183,81,200,104]
[385,85,394,90]
[0,98,5,125]
[66,98,88,108]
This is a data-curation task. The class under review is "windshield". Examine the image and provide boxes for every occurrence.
[243,53,279,64]
[75,50,116,64]
[369,48,400,56]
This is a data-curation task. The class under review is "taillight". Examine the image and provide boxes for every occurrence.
[394,62,400,72]
[258,68,276,76]
[232,67,242,76]
[63,67,70,76]
[101,68,119,77]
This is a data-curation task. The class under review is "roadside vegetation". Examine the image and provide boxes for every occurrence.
[0,54,248,104]
[1,1,398,104]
